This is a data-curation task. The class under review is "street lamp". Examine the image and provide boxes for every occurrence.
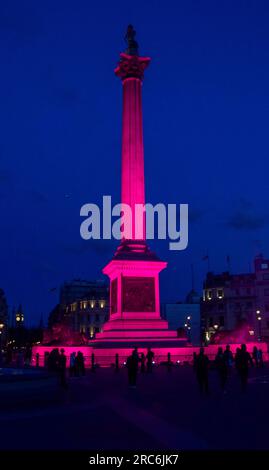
[185,316,191,342]
[256,310,262,341]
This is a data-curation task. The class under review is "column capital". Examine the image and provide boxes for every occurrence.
[115,53,151,81]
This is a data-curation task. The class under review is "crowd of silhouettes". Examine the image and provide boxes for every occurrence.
[46,348,86,388]
[41,343,265,392]
[126,347,155,387]
[193,343,262,395]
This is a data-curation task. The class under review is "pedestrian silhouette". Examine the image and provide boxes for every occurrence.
[215,347,228,392]
[146,348,154,373]
[69,351,76,377]
[140,352,146,373]
[252,346,258,367]
[195,347,210,395]
[59,348,67,388]
[236,344,253,392]
[126,350,139,387]
[257,349,264,368]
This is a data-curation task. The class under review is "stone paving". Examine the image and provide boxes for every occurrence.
[0,364,268,450]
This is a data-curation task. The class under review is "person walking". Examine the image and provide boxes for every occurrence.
[78,351,86,376]
[257,349,264,368]
[140,352,146,373]
[215,347,228,393]
[69,351,76,377]
[196,347,210,395]
[252,346,258,367]
[146,348,154,373]
[58,348,67,388]
[223,344,233,373]
[126,351,139,387]
[236,344,253,392]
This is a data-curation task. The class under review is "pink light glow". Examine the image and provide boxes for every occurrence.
[32,342,268,368]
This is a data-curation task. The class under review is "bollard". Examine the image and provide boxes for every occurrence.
[167,352,172,372]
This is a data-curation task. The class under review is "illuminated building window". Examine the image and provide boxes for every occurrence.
[203,290,206,301]
[100,301,105,308]
[90,300,95,308]
[82,301,87,309]
[217,289,224,299]
[207,290,212,300]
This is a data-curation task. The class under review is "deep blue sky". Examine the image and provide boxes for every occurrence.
[1,0,269,324]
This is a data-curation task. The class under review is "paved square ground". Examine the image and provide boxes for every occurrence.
[0,364,268,450]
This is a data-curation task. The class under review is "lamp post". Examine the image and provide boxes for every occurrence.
[256,310,262,342]
[185,315,191,342]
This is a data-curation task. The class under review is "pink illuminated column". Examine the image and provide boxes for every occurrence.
[115,52,150,240]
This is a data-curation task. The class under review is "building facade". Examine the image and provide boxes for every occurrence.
[49,279,109,339]
[202,254,269,342]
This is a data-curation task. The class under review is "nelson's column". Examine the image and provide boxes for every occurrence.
[92,26,185,357]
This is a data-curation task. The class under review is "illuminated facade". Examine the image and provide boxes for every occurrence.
[202,255,269,342]
[65,296,109,337]
[48,279,109,339]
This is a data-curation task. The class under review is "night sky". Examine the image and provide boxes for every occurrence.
[1,0,269,324]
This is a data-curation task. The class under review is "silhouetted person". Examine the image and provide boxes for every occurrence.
[24,345,32,367]
[215,347,228,392]
[36,352,40,367]
[132,347,139,362]
[258,349,264,368]
[76,351,85,376]
[223,345,233,371]
[252,346,258,367]
[236,344,253,392]
[58,348,67,388]
[140,353,146,373]
[126,351,139,387]
[167,352,172,372]
[69,351,76,377]
[146,348,154,373]
[196,347,209,395]
[48,348,60,372]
